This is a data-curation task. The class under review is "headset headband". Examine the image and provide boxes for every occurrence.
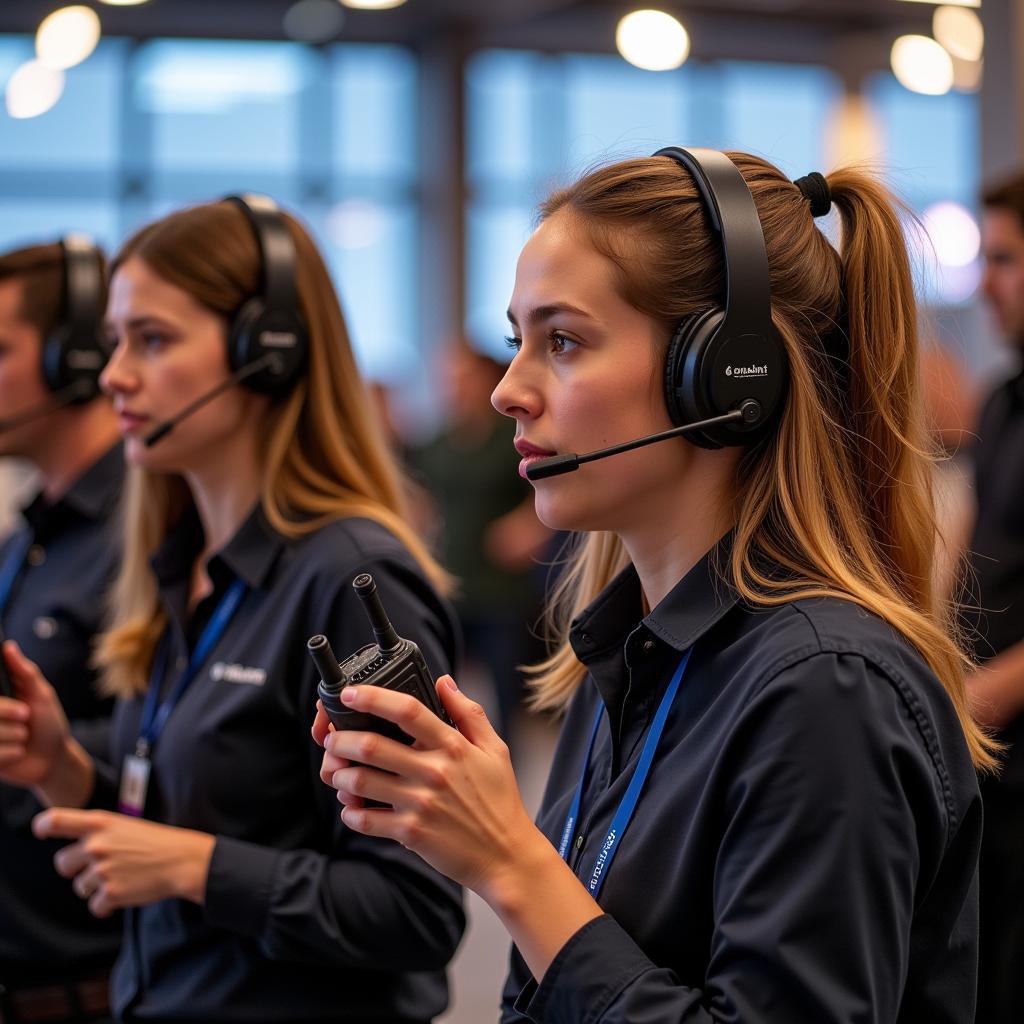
[653,147,772,337]
[223,193,298,313]
[60,234,103,341]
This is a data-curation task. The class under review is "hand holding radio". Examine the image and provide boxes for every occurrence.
[307,572,452,745]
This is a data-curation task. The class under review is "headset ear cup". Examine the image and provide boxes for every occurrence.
[40,324,103,401]
[664,309,725,439]
[228,296,308,394]
[228,297,263,373]
[42,326,70,393]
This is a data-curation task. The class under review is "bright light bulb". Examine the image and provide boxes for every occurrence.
[616,10,690,72]
[933,5,984,62]
[890,35,954,95]
[36,5,101,70]
[97,1,152,6]
[922,201,980,268]
[339,0,407,9]
[5,60,65,118]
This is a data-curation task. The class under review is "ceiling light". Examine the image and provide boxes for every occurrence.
[97,1,152,5]
[890,34,954,95]
[284,0,346,42]
[951,54,983,90]
[339,0,407,10]
[616,10,690,72]
[898,0,978,7]
[36,5,101,70]
[922,201,980,268]
[933,5,984,61]
[5,59,65,118]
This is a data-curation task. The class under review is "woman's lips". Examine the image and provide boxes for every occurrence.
[117,411,150,434]
[515,440,557,480]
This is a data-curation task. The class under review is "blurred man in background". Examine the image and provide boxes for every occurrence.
[0,240,122,1023]
[964,172,1024,1023]
[410,341,551,744]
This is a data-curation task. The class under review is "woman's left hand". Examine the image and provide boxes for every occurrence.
[317,676,541,901]
[32,808,216,918]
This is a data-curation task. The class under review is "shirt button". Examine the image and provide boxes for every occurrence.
[642,639,655,653]
[33,616,57,639]
[580,633,593,645]
[26,544,45,566]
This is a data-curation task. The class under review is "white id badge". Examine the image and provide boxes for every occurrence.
[118,754,151,817]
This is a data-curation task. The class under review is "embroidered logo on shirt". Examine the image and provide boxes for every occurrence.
[210,662,267,686]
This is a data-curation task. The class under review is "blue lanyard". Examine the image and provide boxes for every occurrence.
[0,532,33,617]
[136,577,247,756]
[558,646,692,901]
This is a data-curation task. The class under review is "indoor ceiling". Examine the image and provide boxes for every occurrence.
[0,0,939,71]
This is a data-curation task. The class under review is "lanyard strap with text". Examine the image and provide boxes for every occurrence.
[558,646,692,901]
[136,577,248,757]
[0,532,33,618]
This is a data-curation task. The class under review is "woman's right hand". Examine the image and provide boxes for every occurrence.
[0,639,73,789]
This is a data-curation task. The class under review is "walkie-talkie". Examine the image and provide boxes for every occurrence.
[308,573,453,745]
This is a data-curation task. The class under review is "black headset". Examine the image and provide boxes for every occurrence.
[654,146,788,449]
[42,235,108,402]
[222,193,308,394]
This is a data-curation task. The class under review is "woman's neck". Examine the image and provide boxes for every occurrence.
[618,457,738,612]
[34,403,120,503]
[185,438,264,563]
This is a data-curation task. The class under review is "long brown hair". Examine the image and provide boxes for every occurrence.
[526,152,997,772]
[94,201,448,698]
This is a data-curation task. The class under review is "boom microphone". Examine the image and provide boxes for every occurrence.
[0,378,97,433]
[525,400,761,481]
[144,352,280,448]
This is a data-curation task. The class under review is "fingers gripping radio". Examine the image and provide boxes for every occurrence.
[307,573,453,744]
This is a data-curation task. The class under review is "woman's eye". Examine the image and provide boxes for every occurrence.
[141,333,166,350]
[550,332,578,355]
[504,335,522,353]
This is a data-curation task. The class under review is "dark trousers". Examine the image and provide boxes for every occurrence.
[977,777,1024,1023]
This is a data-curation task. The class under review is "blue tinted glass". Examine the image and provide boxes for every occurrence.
[332,45,417,180]
[562,55,690,173]
[466,50,539,185]
[867,72,978,206]
[0,200,119,252]
[717,62,840,178]
[137,40,307,173]
[0,37,122,171]
[315,199,417,381]
[466,203,534,358]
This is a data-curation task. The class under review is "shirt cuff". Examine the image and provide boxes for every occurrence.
[514,914,652,1023]
[203,834,281,939]
[87,758,121,811]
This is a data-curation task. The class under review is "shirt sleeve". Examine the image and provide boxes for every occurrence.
[513,651,958,1023]
[202,549,466,970]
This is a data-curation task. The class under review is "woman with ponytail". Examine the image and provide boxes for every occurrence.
[315,150,992,1022]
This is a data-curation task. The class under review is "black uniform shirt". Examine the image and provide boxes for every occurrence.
[89,506,465,1024]
[503,544,982,1024]
[964,367,1024,787]
[0,444,123,981]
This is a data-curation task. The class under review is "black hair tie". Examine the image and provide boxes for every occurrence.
[794,172,831,217]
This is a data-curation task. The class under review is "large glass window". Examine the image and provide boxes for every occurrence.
[0,36,417,383]
[465,53,843,355]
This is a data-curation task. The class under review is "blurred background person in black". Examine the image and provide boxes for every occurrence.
[0,240,122,1023]
[963,170,1024,1024]
[0,198,464,1024]
[410,341,551,744]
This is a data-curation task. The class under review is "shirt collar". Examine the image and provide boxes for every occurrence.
[21,443,123,536]
[569,534,739,664]
[150,502,286,592]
